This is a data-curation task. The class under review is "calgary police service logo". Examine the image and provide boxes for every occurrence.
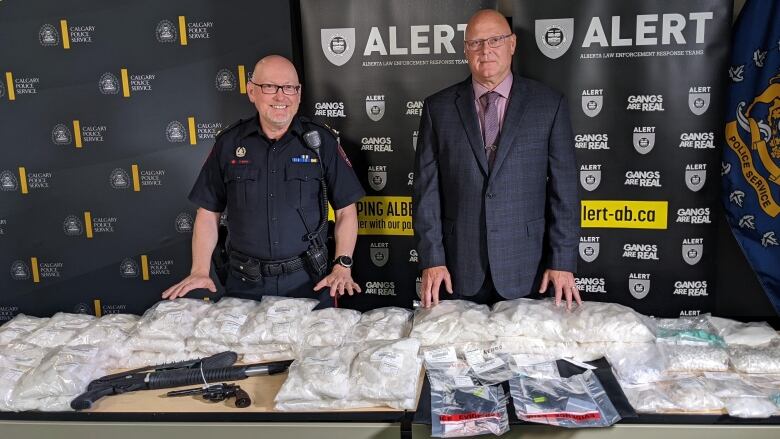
[368,169,387,191]
[580,168,601,192]
[99,72,119,95]
[632,131,656,155]
[370,244,389,267]
[321,28,356,66]
[63,215,84,236]
[51,124,72,145]
[725,73,780,220]
[535,19,574,60]
[235,146,247,158]
[215,69,237,92]
[119,258,139,278]
[628,275,650,300]
[166,121,187,143]
[74,303,90,314]
[39,24,60,46]
[0,170,19,191]
[156,20,177,43]
[685,167,706,192]
[365,95,385,122]
[579,241,600,263]
[689,89,711,115]
[682,242,703,266]
[110,168,130,189]
[10,260,30,281]
[176,212,194,233]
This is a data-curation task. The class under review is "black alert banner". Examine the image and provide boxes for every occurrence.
[0,0,293,321]
[1,0,733,321]
[509,0,731,317]
[300,0,498,310]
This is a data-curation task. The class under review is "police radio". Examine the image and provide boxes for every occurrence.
[300,130,329,278]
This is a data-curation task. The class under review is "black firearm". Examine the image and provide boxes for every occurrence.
[71,351,293,410]
[167,382,251,408]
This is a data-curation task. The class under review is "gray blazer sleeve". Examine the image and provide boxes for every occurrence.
[412,99,447,269]
[545,95,580,273]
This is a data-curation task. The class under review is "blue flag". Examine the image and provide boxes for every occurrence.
[723,0,780,315]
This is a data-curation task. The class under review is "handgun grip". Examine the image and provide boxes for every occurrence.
[233,387,251,408]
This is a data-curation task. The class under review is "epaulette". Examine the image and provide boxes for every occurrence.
[299,116,339,141]
[214,117,249,141]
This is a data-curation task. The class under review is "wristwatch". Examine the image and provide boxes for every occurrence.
[333,255,353,268]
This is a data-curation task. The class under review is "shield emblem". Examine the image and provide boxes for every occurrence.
[581,95,603,117]
[579,242,599,262]
[52,124,72,145]
[682,243,703,265]
[63,215,83,236]
[10,260,30,280]
[629,278,650,299]
[39,24,59,46]
[535,19,574,60]
[0,171,18,191]
[99,72,119,95]
[368,170,387,191]
[366,98,385,121]
[685,168,706,192]
[580,169,601,191]
[321,28,356,67]
[120,258,139,278]
[688,92,710,115]
[370,247,389,267]
[156,20,177,43]
[632,132,655,154]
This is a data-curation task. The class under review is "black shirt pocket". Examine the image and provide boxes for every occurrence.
[224,166,259,211]
[284,163,323,210]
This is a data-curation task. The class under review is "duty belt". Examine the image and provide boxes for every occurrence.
[229,250,305,281]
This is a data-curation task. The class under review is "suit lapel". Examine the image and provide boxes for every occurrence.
[490,77,530,181]
[455,78,488,176]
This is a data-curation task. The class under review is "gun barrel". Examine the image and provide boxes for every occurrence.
[166,387,204,397]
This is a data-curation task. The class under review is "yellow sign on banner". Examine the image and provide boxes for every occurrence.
[60,20,70,49]
[73,120,82,148]
[30,257,40,283]
[356,196,413,235]
[188,116,197,145]
[581,200,668,229]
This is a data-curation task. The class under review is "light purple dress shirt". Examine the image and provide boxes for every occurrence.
[473,73,513,138]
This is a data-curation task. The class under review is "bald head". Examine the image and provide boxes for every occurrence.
[464,9,516,88]
[248,55,301,138]
[251,55,299,84]
[466,9,512,39]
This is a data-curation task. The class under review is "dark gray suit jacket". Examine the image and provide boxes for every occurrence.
[412,75,579,299]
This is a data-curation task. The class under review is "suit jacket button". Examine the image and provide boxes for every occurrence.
[487,193,495,199]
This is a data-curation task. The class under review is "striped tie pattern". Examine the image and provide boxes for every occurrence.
[480,91,500,170]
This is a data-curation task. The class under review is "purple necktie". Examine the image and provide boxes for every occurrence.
[480,91,500,170]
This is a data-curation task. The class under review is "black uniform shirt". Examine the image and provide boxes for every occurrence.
[189,114,364,260]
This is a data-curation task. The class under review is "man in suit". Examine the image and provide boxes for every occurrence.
[413,9,581,309]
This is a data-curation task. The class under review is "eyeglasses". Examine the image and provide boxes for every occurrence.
[249,80,301,95]
[464,34,513,51]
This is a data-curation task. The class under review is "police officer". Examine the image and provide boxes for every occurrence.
[162,55,365,306]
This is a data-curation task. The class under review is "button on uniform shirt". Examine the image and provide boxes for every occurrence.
[189,114,365,261]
